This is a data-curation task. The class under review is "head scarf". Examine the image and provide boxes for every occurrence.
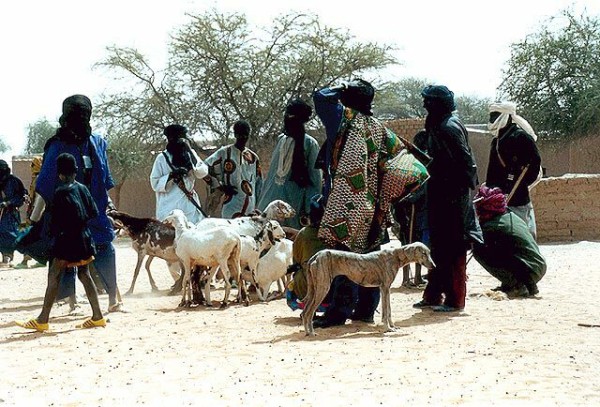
[488,102,537,141]
[340,79,375,116]
[164,124,197,170]
[44,95,93,151]
[421,85,456,129]
[0,160,10,184]
[284,99,312,188]
[308,194,325,226]
[474,184,507,223]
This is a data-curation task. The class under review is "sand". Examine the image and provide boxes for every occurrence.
[0,237,599,406]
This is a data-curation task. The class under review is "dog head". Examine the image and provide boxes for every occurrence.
[400,242,435,269]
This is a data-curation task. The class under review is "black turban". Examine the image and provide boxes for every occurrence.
[341,79,375,116]
[164,124,188,142]
[421,85,456,112]
[285,99,312,123]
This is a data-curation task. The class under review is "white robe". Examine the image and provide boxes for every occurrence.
[150,149,208,224]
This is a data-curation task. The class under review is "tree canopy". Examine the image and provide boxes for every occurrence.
[0,137,9,154]
[374,77,490,124]
[95,10,397,148]
[500,8,600,138]
[25,118,57,155]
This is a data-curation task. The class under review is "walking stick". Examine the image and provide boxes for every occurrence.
[506,165,530,205]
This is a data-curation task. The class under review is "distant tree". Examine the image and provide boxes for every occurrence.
[374,78,428,119]
[500,8,600,138]
[0,137,9,154]
[94,10,397,206]
[455,95,492,124]
[374,77,490,123]
[25,118,57,154]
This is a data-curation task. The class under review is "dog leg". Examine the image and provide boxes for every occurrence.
[401,264,412,287]
[381,286,395,332]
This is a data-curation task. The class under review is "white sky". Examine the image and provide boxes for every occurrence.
[0,0,597,163]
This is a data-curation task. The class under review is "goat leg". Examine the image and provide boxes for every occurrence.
[144,256,159,291]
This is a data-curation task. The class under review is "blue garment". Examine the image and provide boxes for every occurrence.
[37,134,118,305]
[0,175,26,255]
[257,133,322,229]
[313,87,343,201]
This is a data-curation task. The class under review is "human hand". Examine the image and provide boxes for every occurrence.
[169,167,189,180]
[0,201,7,209]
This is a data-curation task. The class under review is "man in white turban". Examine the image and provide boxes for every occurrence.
[485,102,542,239]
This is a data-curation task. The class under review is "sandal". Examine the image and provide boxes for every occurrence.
[107,302,128,313]
[76,317,106,329]
[16,319,49,332]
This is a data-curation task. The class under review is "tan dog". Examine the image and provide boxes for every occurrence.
[301,242,435,336]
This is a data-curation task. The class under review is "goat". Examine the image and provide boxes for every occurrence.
[108,210,181,294]
[164,209,242,308]
[301,242,435,336]
[251,238,293,301]
[237,221,286,303]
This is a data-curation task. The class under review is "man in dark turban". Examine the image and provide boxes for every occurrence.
[472,185,546,297]
[413,85,483,312]
[32,94,124,313]
[150,124,208,224]
[257,99,322,228]
[0,160,26,267]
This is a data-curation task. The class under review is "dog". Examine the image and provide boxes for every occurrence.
[301,242,435,336]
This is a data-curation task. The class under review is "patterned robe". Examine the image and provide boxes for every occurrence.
[318,108,427,253]
[204,145,263,218]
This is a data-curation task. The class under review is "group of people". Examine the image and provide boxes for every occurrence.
[10,77,546,333]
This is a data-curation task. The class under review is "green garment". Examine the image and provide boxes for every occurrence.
[473,212,546,287]
[292,225,326,299]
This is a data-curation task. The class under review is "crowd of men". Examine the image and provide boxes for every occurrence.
[4,80,546,332]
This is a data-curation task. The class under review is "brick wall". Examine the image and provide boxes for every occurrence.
[531,174,600,243]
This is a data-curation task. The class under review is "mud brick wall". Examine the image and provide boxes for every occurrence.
[531,174,600,243]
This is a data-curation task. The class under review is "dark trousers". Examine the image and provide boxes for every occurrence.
[322,276,381,324]
[423,251,467,309]
[57,243,118,306]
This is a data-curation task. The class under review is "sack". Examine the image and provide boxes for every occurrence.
[15,214,53,265]
[381,148,430,205]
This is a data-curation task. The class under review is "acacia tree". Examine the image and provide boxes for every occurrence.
[374,77,490,123]
[25,118,58,154]
[500,8,600,138]
[94,10,397,206]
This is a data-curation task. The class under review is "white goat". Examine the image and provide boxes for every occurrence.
[249,239,293,301]
[238,221,286,303]
[164,209,242,308]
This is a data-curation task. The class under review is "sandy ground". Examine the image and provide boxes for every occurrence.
[0,236,599,406]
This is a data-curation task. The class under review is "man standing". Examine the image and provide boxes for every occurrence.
[150,124,209,224]
[257,99,322,228]
[34,95,123,312]
[413,85,482,312]
[204,120,263,218]
[0,160,26,267]
[486,102,542,239]
[312,79,416,327]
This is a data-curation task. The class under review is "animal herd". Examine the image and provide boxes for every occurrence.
[108,200,435,336]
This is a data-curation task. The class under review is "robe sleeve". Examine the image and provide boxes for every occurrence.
[150,153,172,193]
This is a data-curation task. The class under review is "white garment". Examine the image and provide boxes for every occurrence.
[150,149,208,224]
[488,102,538,141]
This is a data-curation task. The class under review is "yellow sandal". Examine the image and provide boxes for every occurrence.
[76,317,107,329]
[16,319,49,332]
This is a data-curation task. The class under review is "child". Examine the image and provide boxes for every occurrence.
[16,153,106,331]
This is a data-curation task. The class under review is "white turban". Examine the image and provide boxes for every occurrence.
[488,102,537,141]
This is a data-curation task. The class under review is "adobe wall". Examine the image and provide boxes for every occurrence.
[531,174,600,242]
